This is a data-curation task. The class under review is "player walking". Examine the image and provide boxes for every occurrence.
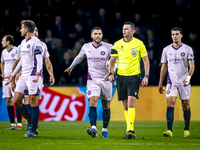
[158,27,195,137]
[64,27,113,138]
[6,20,43,138]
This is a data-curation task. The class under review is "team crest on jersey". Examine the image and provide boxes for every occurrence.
[100,51,105,55]
[181,52,185,57]
[27,44,30,48]
[131,50,137,57]
[11,53,15,57]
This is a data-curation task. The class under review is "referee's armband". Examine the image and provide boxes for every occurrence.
[111,49,118,54]
[34,46,42,55]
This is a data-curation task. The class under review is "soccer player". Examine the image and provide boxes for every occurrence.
[5,20,43,138]
[108,22,150,139]
[11,26,55,133]
[64,27,113,138]
[1,35,22,130]
[158,27,195,137]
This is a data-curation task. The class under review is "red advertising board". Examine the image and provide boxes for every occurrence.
[39,87,87,121]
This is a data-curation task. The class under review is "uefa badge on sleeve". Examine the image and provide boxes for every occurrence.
[132,50,137,57]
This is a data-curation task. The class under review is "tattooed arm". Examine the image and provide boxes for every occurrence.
[44,57,55,85]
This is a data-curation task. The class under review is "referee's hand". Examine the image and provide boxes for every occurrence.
[141,76,148,87]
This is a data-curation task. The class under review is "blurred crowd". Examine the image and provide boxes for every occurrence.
[0,0,200,86]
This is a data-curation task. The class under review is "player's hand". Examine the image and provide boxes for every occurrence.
[64,68,72,76]
[183,75,191,86]
[141,77,148,87]
[49,76,55,86]
[11,80,16,92]
[5,75,13,85]
[1,73,5,79]
[108,75,114,83]
[158,84,164,94]
[104,74,109,81]
[33,73,39,82]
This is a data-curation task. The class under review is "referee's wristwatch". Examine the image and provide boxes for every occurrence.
[145,74,149,78]
[108,72,113,76]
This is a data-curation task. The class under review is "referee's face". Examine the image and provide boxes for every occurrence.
[122,25,134,38]
[91,29,103,44]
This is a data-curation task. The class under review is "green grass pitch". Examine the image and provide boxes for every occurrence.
[0,121,200,150]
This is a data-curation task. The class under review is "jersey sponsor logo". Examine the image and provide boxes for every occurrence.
[169,58,182,63]
[39,87,87,121]
[131,50,137,57]
[88,57,106,62]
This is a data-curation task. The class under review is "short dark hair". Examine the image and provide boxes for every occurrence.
[4,35,14,45]
[21,20,35,33]
[124,22,135,30]
[171,27,183,34]
[91,27,102,33]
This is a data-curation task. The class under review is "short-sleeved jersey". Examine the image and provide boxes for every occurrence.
[111,37,147,76]
[1,46,17,77]
[161,43,194,85]
[20,36,43,76]
[70,41,113,80]
[16,39,50,61]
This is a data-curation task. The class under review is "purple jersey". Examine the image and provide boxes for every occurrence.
[161,43,194,85]
[69,41,113,80]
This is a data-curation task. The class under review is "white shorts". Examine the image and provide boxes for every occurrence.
[2,80,14,98]
[15,75,40,95]
[38,77,44,99]
[86,79,112,101]
[166,84,191,100]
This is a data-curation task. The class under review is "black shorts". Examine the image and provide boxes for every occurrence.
[116,74,141,101]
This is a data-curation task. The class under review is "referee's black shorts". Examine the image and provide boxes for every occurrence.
[116,74,141,101]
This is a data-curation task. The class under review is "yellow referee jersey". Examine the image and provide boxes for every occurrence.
[111,37,147,76]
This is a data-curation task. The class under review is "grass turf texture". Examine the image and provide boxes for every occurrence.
[0,121,200,150]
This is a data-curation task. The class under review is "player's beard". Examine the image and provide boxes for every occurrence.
[94,38,102,45]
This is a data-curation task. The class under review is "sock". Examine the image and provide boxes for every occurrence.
[103,108,110,128]
[183,108,191,130]
[124,110,128,123]
[31,106,39,132]
[18,104,31,125]
[16,107,22,123]
[89,106,97,127]
[102,128,107,132]
[7,106,15,123]
[127,108,135,131]
[166,107,174,131]
[25,104,32,128]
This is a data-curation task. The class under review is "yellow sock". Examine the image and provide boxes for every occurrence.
[124,110,128,123]
[127,108,135,131]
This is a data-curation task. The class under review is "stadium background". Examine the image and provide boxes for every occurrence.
[0,0,200,121]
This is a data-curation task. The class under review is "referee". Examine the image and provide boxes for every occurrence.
[108,22,150,139]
